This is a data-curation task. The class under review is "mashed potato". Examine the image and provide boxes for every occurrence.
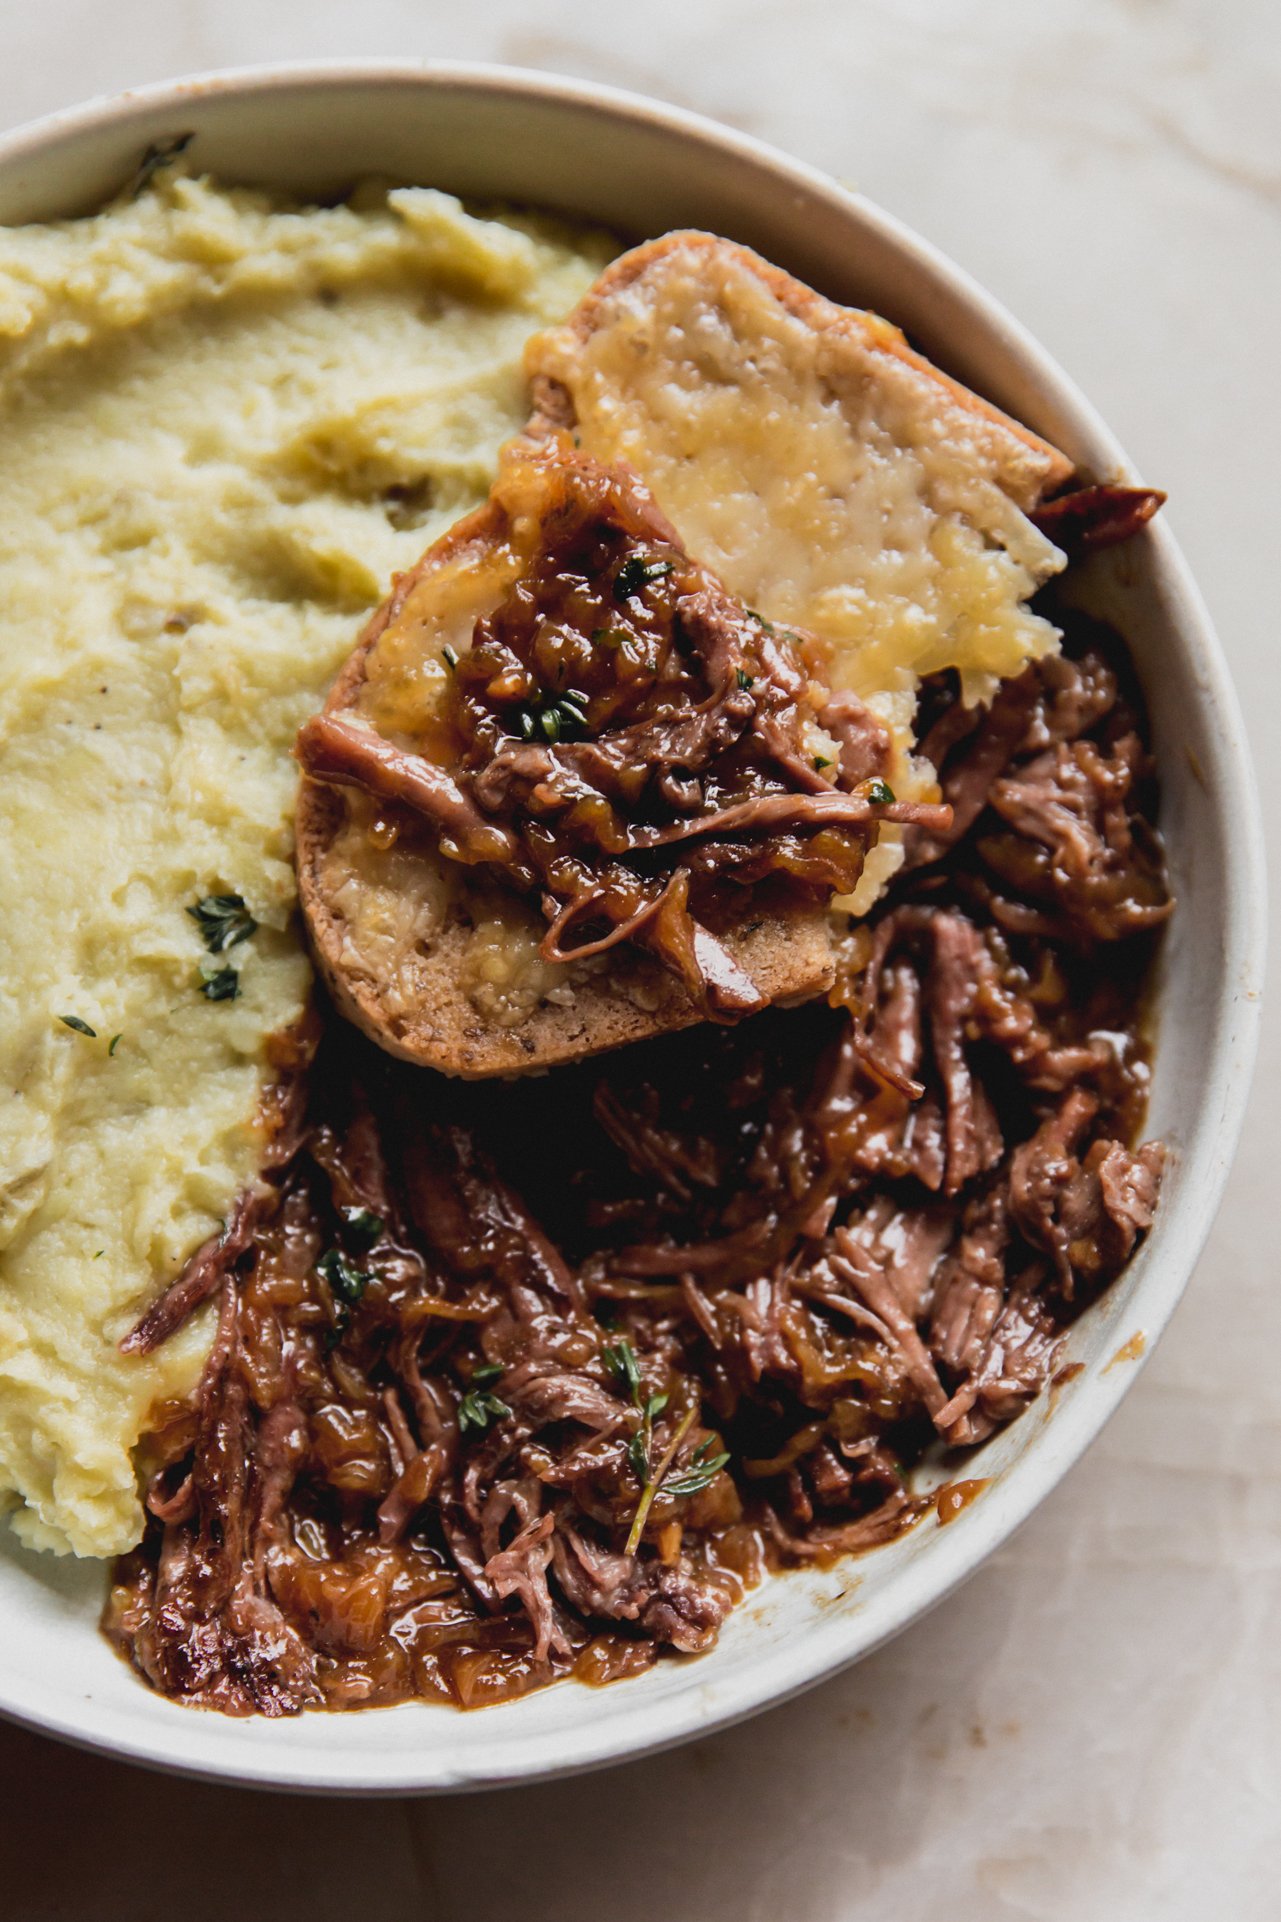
[0,172,608,1556]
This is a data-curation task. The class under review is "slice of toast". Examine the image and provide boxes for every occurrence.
[295,450,840,1079]
[297,234,1074,1081]
[526,232,1074,911]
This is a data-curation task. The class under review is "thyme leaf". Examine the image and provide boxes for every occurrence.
[316,1248,372,1306]
[58,1015,97,1037]
[316,1247,373,1350]
[458,1386,511,1435]
[188,892,257,954]
[603,1339,642,1402]
[860,778,897,805]
[197,963,240,1002]
[614,555,673,602]
[516,691,590,745]
[627,1428,651,1483]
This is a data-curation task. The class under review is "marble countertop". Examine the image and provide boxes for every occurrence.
[1,6,1277,1917]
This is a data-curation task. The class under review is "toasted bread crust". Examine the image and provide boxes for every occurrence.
[526,230,1074,504]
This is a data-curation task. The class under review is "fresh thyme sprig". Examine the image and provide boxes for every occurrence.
[625,1404,697,1556]
[605,1341,726,1552]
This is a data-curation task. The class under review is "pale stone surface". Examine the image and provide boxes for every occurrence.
[1,5,1277,1915]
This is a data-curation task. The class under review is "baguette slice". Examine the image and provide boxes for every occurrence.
[526,231,1074,911]
[295,452,839,1079]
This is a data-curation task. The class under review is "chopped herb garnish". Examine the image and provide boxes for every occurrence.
[93,1249,105,1260]
[613,555,674,602]
[813,755,832,771]
[316,1248,372,1306]
[58,1015,97,1037]
[188,892,257,954]
[342,1207,384,1249]
[458,1386,512,1434]
[469,1361,504,1386]
[736,669,755,691]
[591,626,630,648]
[108,1033,123,1056]
[746,608,775,632]
[861,778,897,805]
[441,644,459,671]
[198,963,240,1002]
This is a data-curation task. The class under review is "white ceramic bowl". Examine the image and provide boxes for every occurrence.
[0,60,1264,1796]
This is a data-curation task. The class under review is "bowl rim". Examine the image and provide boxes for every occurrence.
[0,56,1266,1797]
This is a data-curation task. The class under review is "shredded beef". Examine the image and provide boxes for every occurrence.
[106,610,1170,1715]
